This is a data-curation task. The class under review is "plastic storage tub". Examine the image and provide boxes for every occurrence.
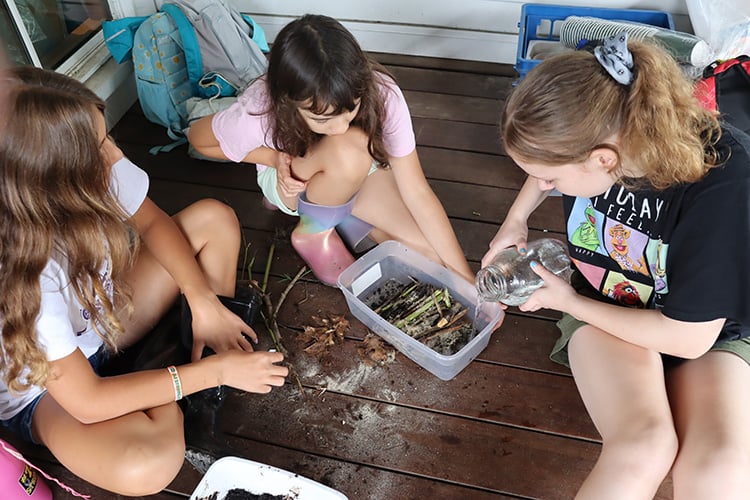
[515,3,675,81]
[337,240,504,381]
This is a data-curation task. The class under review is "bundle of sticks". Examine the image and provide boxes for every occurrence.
[365,278,477,355]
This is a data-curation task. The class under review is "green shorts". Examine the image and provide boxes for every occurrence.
[257,167,298,216]
[550,313,750,368]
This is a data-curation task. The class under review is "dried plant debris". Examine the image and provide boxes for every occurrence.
[298,314,349,357]
[358,333,396,366]
[364,278,478,356]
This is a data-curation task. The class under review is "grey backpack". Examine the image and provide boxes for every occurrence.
[103,0,269,153]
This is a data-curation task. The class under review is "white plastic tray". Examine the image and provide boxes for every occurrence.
[190,457,348,500]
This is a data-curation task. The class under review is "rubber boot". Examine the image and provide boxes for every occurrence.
[291,193,356,286]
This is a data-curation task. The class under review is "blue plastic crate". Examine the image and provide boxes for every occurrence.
[515,3,675,81]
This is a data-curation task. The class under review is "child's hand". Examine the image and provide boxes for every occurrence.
[220,351,288,393]
[189,294,257,362]
[276,151,307,197]
[518,261,576,313]
[481,220,529,268]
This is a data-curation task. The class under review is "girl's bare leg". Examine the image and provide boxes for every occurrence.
[301,127,373,206]
[32,394,185,496]
[117,199,241,347]
[568,325,678,499]
[352,167,441,263]
[667,350,750,499]
[300,127,441,263]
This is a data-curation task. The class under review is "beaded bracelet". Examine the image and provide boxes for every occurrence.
[167,365,183,401]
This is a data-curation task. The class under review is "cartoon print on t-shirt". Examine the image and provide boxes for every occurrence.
[645,238,669,293]
[76,262,113,336]
[602,271,653,307]
[605,222,649,276]
[571,259,607,290]
[570,203,602,252]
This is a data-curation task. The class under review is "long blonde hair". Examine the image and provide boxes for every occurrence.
[0,67,136,393]
[502,40,721,190]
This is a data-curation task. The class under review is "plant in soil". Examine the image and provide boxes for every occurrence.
[363,277,477,355]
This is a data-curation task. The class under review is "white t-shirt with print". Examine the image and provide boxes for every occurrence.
[0,157,149,420]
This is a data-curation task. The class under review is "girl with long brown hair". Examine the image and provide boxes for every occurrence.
[189,14,472,285]
[0,67,287,495]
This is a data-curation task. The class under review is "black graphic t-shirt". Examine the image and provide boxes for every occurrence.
[563,125,750,342]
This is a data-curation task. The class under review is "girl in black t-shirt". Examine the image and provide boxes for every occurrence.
[485,33,750,498]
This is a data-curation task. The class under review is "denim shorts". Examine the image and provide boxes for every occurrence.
[2,347,107,444]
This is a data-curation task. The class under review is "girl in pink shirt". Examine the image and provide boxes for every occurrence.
[189,14,472,285]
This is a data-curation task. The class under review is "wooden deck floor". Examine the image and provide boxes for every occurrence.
[3,54,674,499]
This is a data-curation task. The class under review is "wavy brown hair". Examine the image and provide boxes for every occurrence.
[265,14,393,167]
[502,40,721,190]
[0,67,136,393]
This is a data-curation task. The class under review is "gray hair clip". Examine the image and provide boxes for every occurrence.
[594,32,634,85]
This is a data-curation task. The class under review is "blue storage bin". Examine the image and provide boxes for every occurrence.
[515,3,675,81]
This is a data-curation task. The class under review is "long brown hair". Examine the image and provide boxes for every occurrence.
[266,14,392,166]
[502,40,721,190]
[0,67,135,393]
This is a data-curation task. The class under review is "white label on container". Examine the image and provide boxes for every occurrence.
[352,263,382,297]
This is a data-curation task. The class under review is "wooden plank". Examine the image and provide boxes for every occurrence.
[418,146,526,190]
[221,385,600,499]
[269,304,599,440]
[250,279,595,442]
[413,117,504,155]
[122,141,527,194]
[372,52,518,77]
[210,437,513,500]
[120,144,258,191]
[403,90,503,125]
[387,65,512,100]
[145,176,565,238]
[141,179,567,281]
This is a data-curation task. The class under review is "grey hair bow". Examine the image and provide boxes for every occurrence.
[594,32,634,85]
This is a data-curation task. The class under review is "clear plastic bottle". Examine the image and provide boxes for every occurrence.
[475,238,573,306]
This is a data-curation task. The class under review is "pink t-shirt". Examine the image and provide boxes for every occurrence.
[211,74,416,166]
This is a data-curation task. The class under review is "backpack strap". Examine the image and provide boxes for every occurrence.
[240,13,270,52]
[102,16,149,63]
[160,3,203,97]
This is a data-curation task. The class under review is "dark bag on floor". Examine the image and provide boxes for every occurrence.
[695,55,750,135]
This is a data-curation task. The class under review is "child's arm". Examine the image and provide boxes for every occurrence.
[482,176,552,266]
[186,115,231,160]
[44,348,287,423]
[187,117,304,210]
[522,263,724,358]
[131,196,257,360]
[389,150,474,282]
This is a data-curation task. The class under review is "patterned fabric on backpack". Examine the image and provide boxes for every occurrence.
[694,55,750,135]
